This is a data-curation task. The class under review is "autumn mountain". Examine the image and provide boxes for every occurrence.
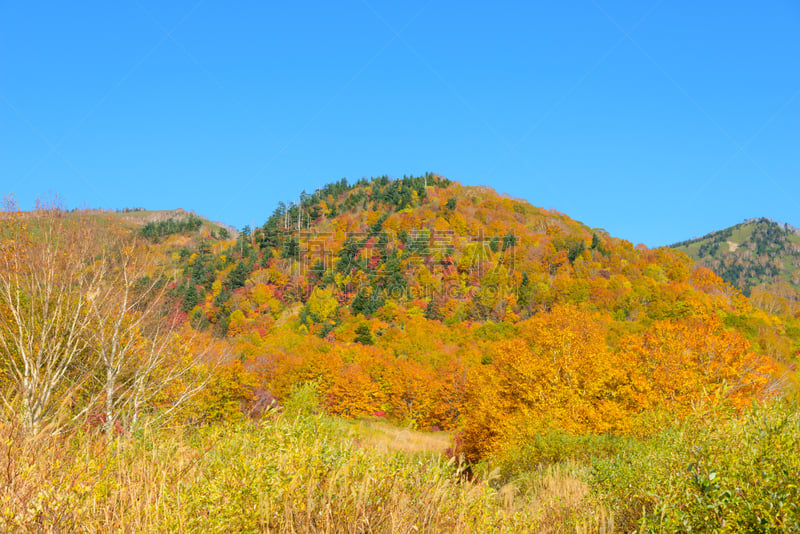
[3,177,800,531]
[117,173,793,459]
[6,176,796,460]
[670,217,800,298]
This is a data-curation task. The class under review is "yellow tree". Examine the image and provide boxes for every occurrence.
[623,316,778,412]
[325,361,384,417]
[461,305,640,460]
[0,200,208,437]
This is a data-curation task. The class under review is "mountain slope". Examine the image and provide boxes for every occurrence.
[12,177,793,460]
[670,218,800,295]
[153,174,797,460]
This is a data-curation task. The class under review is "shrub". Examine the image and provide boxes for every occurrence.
[590,399,800,532]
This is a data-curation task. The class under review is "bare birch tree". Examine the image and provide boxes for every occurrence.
[0,200,101,435]
[86,235,207,437]
[0,198,207,437]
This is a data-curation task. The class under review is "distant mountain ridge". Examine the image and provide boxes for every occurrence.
[670,217,800,295]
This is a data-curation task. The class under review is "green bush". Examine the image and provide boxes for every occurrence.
[590,399,800,532]
[491,430,634,483]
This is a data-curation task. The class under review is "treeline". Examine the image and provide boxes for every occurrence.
[255,173,448,251]
[140,215,203,240]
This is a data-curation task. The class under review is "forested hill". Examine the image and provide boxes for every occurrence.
[10,176,794,463]
[670,218,800,296]
[137,173,796,461]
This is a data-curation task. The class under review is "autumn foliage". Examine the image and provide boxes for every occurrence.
[112,174,791,463]
[3,176,795,461]
[459,307,779,460]
[3,179,800,532]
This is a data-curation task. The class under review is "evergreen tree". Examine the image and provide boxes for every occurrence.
[228,260,250,290]
[282,236,300,259]
[502,232,517,251]
[354,324,374,345]
[424,299,444,321]
[182,284,199,312]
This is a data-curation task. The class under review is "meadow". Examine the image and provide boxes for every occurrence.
[2,384,797,533]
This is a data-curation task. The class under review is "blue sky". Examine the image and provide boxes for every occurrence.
[1,1,798,246]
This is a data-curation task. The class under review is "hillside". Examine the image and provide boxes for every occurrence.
[3,181,800,531]
[149,175,797,454]
[670,218,800,296]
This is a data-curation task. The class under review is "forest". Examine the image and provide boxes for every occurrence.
[1,176,798,532]
[671,217,800,298]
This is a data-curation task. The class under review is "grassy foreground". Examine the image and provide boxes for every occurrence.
[1,387,798,533]
[0,388,607,533]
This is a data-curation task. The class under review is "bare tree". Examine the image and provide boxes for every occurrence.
[0,198,207,438]
[86,235,207,437]
[0,200,102,435]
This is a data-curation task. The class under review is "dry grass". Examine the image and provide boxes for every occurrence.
[0,373,624,534]
[0,411,617,533]
[492,462,614,534]
[346,419,452,454]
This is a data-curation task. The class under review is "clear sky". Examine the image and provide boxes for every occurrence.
[2,1,798,247]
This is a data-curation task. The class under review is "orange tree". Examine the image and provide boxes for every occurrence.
[460,305,643,460]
